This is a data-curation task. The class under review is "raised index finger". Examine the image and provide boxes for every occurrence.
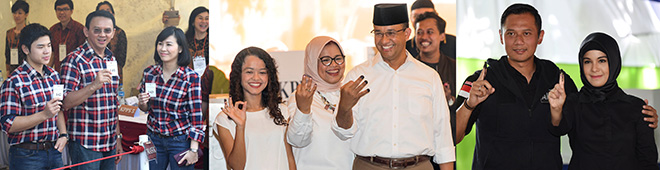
[559,72,565,87]
[477,67,487,81]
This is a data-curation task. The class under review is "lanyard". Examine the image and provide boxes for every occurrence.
[192,36,207,56]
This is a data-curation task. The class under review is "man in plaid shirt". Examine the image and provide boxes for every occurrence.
[60,10,122,170]
[0,23,68,169]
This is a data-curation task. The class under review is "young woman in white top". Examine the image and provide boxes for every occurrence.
[215,47,295,170]
[286,36,354,169]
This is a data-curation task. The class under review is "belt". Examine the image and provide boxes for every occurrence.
[148,130,183,138]
[357,155,430,169]
[13,141,55,150]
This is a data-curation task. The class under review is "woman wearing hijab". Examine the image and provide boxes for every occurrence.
[286,36,354,169]
[548,32,658,170]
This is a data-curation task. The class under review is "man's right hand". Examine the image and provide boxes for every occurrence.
[337,75,370,113]
[466,67,495,108]
[91,69,113,90]
[43,98,62,119]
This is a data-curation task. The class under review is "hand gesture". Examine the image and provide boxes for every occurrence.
[92,69,113,90]
[444,82,456,104]
[295,75,316,114]
[642,99,658,128]
[222,97,247,127]
[54,130,67,153]
[42,98,62,118]
[467,67,495,108]
[177,150,199,166]
[138,92,150,106]
[338,75,370,112]
[548,73,566,112]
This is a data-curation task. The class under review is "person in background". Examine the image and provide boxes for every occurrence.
[215,47,296,170]
[406,0,456,59]
[286,36,354,169]
[96,1,127,84]
[548,32,658,170]
[60,10,121,170]
[0,23,68,170]
[49,0,86,72]
[137,26,204,170]
[5,0,29,77]
[332,3,455,170]
[185,6,209,75]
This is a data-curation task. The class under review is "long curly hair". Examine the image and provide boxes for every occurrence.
[229,47,286,126]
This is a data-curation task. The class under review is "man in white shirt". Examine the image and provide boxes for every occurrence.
[332,3,455,170]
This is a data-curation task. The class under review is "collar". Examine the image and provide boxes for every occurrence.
[371,51,415,70]
[152,64,186,79]
[19,62,55,79]
[79,42,114,62]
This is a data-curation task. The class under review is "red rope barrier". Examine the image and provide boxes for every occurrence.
[52,145,145,170]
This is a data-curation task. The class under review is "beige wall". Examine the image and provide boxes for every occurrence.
[0,0,208,95]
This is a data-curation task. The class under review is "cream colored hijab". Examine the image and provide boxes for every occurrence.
[304,36,345,92]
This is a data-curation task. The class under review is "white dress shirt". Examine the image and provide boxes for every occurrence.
[331,52,456,164]
[216,104,291,170]
[287,90,354,170]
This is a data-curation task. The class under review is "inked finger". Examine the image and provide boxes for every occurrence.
[477,67,487,81]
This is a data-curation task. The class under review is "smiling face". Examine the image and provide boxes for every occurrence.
[194,12,209,34]
[415,18,444,56]
[374,24,410,63]
[55,4,72,23]
[241,55,269,96]
[500,13,544,64]
[157,35,182,64]
[83,17,115,54]
[13,9,27,26]
[23,36,52,67]
[582,50,610,87]
[317,43,345,84]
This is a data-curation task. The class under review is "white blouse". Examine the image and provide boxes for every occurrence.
[286,90,354,170]
[216,104,291,170]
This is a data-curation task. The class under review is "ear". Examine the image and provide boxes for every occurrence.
[439,33,446,43]
[404,27,412,40]
[537,30,545,45]
[21,44,30,55]
[499,29,504,45]
[83,27,89,38]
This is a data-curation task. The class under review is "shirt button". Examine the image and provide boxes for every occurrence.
[394,125,397,128]
[394,143,397,146]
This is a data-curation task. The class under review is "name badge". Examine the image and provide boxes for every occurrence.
[106,60,119,76]
[145,83,157,98]
[10,48,18,65]
[52,84,64,99]
[192,56,206,76]
[59,44,67,61]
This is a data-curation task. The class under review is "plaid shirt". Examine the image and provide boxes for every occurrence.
[0,63,60,145]
[139,65,204,143]
[61,42,119,152]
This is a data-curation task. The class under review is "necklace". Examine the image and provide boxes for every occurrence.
[316,91,336,112]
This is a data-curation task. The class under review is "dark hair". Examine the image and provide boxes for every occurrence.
[411,0,434,11]
[153,27,191,67]
[19,23,50,60]
[85,10,116,29]
[12,0,29,13]
[414,12,446,33]
[95,1,114,14]
[500,3,542,34]
[229,47,286,126]
[185,6,209,41]
[54,0,73,10]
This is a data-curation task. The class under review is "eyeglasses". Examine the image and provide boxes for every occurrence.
[92,28,113,35]
[319,55,345,66]
[55,8,71,12]
[371,28,405,38]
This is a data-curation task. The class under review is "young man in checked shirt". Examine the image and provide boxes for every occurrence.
[60,10,121,170]
[0,23,68,170]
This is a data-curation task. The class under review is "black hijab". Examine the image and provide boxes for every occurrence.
[578,32,624,103]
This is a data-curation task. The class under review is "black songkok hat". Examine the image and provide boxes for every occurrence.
[373,3,408,26]
[411,0,435,11]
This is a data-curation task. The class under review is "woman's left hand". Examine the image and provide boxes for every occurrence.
[178,150,199,166]
[295,75,316,114]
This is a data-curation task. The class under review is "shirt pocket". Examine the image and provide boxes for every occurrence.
[407,87,432,116]
[19,86,44,111]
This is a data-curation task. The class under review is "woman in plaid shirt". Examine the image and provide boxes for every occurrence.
[137,27,204,169]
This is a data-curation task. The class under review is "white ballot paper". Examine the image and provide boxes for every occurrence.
[52,84,64,99]
[107,60,119,76]
[146,83,157,98]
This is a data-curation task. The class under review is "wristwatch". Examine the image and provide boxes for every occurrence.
[190,148,198,153]
[59,133,69,139]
